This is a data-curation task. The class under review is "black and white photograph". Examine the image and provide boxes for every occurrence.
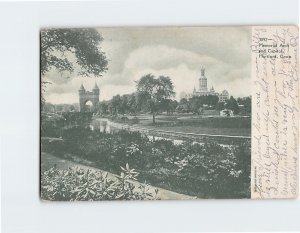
[40,27,252,200]
[1,1,300,233]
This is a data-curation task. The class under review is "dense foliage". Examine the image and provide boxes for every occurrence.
[176,96,251,115]
[41,112,93,137]
[40,29,108,108]
[136,74,175,123]
[41,28,108,77]
[42,126,251,198]
[43,95,251,119]
[94,94,178,116]
[41,164,158,201]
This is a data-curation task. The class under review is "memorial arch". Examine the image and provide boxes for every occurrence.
[78,83,100,112]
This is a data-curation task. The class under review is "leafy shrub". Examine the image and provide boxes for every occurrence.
[41,120,251,198]
[41,164,158,201]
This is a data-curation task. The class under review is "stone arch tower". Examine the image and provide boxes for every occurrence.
[78,83,100,112]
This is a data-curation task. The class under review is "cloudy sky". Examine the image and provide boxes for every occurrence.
[44,27,251,104]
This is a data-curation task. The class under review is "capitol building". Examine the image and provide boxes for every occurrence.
[189,67,229,102]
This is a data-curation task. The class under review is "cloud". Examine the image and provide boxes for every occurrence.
[128,63,199,100]
[124,45,218,70]
[44,27,251,104]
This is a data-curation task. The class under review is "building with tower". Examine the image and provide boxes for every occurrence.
[192,67,229,102]
[197,67,208,94]
[78,83,100,112]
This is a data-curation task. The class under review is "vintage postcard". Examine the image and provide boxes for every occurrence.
[40,26,298,200]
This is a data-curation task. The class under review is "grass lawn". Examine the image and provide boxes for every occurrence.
[128,114,251,137]
[139,124,250,137]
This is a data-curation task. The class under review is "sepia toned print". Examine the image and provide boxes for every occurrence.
[40,26,298,200]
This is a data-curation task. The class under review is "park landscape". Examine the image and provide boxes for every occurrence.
[41,27,252,200]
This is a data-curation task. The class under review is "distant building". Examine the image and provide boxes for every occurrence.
[192,67,229,102]
[219,90,229,102]
[220,109,234,117]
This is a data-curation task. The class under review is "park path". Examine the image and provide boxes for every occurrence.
[41,152,196,200]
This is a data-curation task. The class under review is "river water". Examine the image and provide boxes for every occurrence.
[90,118,185,145]
[89,118,234,148]
[90,118,113,133]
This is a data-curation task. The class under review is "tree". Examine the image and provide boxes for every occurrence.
[41,28,108,106]
[165,99,178,115]
[120,95,129,114]
[98,102,109,115]
[136,74,175,124]
[177,98,190,113]
[189,96,203,114]
[205,95,219,107]
[111,95,122,115]
[216,101,225,111]
[160,99,175,115]
[127,93,139,115]
[226,96,240,114]
[237,96,251,115]
[41,28,108,77]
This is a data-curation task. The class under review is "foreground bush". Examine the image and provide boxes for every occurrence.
[42,126,251,198]
[41,164,158,201]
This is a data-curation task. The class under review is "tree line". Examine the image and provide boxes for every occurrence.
[96,74,251,123]
[43,72,251,124]
[176,95,251,115]
[97,74,175,123]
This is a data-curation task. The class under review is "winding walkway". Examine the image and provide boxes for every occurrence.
[41,152,196,200]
